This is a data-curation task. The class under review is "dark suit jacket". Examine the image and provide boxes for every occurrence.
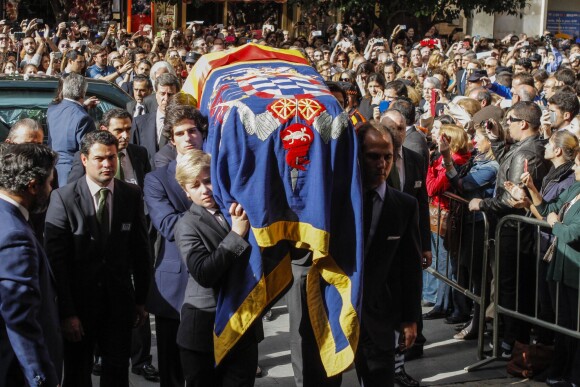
[389,148,430,252]
[67,143,151,188]
[174,203,251,352]
[131,111,168,169]
[47,99,97,187]
[362,186,422,350]
[127,95,157,117]
[456,69,467,96]
[155,143,177,169]
[44,178,151,325]
[143,160,190,319]
[403,126,429,173]
[0,199,62,387]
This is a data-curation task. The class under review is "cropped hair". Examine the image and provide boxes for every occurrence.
[384,80,408,99]
[155,73,180,91]
[80,130,119,156]
[175,149,211,188]
[509,101,542,129]
[8,118,42,141]
[0,143,57,194]
[100,108,132,128]
[389,98,415,126]
[548,91,580,117]
[62,72,87,101]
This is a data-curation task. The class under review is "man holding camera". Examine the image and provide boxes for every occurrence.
[87,46,132,83]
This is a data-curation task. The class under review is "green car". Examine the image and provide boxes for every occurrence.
[0,74,133,141]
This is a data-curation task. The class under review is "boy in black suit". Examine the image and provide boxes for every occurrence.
[174,149,260,387]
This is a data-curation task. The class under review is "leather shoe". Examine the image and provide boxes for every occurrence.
[132,363,160,382]
[445,315,470,324]
[421,300,435,307]
[394,367,420,387]
[404,344,424,361]
[263,309,274,321]
[422,309,447,320]
[545,378,578,387]
[92,358,102,376]
[454,328,477,340]
[483,348,511,360]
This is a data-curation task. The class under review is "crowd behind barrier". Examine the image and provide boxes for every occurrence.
[0,9,579,387]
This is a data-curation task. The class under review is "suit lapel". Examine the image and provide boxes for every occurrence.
[167,161,190,211]
[109,180,124,242]
[75,178,103,244]
[192,203,229,240]
[126,145,143,187]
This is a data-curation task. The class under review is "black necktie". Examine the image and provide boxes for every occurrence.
[214,210,229,232]
[97,188,110,240]
[135,105,144,117]
[364,190,376,242]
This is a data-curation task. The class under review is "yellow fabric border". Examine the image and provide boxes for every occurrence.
[253,220,359,376]
[307,257,360,376]
[252,220,330,260]
[213,253,293,364]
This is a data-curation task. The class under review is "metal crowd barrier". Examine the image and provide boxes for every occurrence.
[470,214,580,370]
[426,192,491,367]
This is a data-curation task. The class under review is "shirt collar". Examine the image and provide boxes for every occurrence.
[371,181,387,202]
[0,192,29,221]
[86,175,115,198]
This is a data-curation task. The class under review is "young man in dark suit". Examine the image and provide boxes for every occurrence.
[355,123,423,387]
[65,108,157,381]
[0,144,62,387]
[143,104,206,386]
[174,149,260,387]
[45,130,151,387]
[68,108,151,187]
[131,73,180,169]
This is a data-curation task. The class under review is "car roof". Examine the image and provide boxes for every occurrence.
[0,74,133,105]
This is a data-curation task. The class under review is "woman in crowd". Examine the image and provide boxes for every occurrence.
[423,124,472,320]
[512,148,580,387]
[357,72,385,120]
[506,131,578,347]
[443,124,500,338]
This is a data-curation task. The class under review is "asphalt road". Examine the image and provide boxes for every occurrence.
[94,303,546,386]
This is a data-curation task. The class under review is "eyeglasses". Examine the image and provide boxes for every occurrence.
[341,77,351,81]
[485,64,496,67]
[506,116,525,123]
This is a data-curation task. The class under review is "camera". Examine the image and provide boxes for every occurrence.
[53,52,62,60]
[36,19,43,24]
[14,31,25,40]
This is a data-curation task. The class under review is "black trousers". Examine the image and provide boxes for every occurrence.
[288,262,343,387]
[550,282,580,383]
[62,301,133,387]
[355,324,395,387]
[497,227,535,347]
[179,331,257,387]
[131,314,153,369]
[155,315,184,387]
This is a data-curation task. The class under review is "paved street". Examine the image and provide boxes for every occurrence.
[97,303,546,386]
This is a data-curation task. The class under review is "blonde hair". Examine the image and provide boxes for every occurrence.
[440,124,470,154]
[457,98,482,117]
[175,149,211,189]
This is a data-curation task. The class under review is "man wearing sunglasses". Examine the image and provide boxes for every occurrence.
[469,102,550,360]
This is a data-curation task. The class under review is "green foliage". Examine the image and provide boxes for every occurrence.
[290,0,529,24]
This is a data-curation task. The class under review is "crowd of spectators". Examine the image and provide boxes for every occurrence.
[1,11,580,387]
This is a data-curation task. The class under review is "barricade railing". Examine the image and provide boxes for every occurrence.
[471,214,580,370]
[426,192,490,367]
